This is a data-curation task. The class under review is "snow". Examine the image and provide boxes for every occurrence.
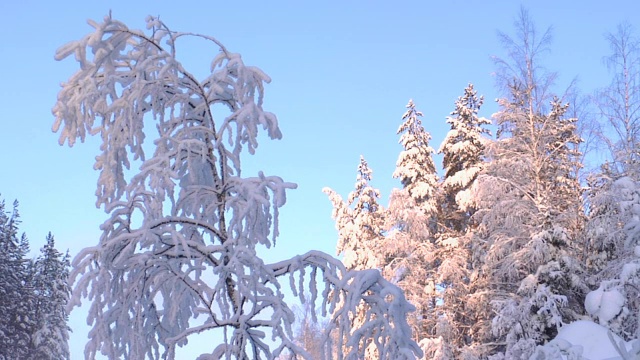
[57,16,422,359]
[535,320,632,360]
[620,263,640,282]
[49,13,640,360]
[614,177,636,191]
[585,287,626,323]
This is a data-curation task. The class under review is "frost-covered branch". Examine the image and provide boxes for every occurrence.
[55,15,419,360]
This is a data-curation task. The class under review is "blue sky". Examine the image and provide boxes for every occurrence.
[0,1,638,358]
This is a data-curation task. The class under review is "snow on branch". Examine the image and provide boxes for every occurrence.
[55,15,420,359]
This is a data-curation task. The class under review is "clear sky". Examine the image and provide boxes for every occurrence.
[0,1,638,358]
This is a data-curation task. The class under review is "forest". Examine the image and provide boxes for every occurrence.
[321,9,640,360]
[1,6,640,360]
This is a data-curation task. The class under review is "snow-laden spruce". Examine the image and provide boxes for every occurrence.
[31,233,71,360]
[392,100,439,215]
[324,156,387,359]
[0,199,71,360]
[386,100,442,355]
[439,83,491,225]
[324,156,385,272]
[435,84,491,359]
[0,199,33,359]
[54,15,421,360]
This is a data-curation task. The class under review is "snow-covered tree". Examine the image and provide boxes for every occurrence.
[384,100,442,354]
[0,198,34,360]
[580,23,640,345]
[54,15,420,359]
[439,83,491,232]
[392,100,439,215]
[584,168,625,275]
[472,10,586,358]
[0,198,70,360]
[324,156,385,271]
[583,175,640,341]
[478,94,586,360]
[324,156,386,359]
[435,84,491,358]
[30,233,71,360]
[595,23,640,179]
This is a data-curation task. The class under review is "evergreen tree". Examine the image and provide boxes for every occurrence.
[392,100,439,215]
[583,167,624,277]
[324,156,385,271]
[324,156,386,359]
[436,84,491,358]
[0,199,33,360]
[439,83,491,232]
[30,233,71,360]
[0,198,71,360]
[384,100,442,356]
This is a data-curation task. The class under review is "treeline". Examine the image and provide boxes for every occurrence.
[324,9,640,359]
[0,198,70,360]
